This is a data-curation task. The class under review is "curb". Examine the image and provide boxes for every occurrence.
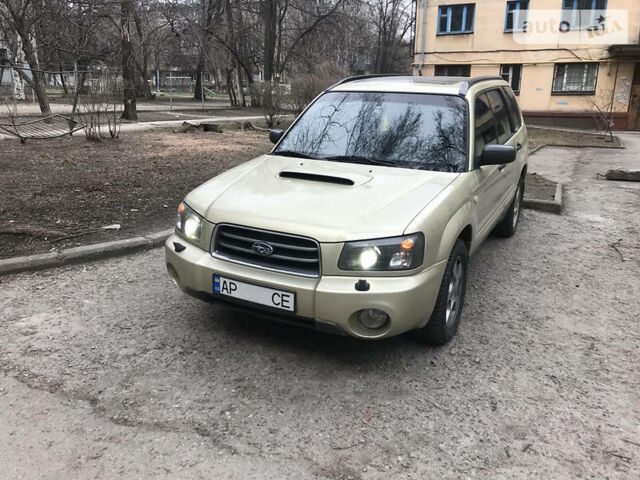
[0,228,173,276]
[545,142,625,150]
[529,145,546,156]
[523,183,563,214]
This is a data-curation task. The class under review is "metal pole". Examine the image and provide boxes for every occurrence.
[201,70,205,110]
[74,62,78,97]
[169,72,172,110]
[418,0,428,76]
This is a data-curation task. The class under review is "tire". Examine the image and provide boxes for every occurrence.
[416,239,468,345]
[493,176,524,238]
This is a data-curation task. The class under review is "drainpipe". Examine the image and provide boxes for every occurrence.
[417,0,428,76]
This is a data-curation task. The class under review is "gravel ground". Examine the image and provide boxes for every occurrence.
[1,137,639,479]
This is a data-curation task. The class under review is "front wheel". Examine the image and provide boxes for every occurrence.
[494,176,524,238]
[416,239,468,345]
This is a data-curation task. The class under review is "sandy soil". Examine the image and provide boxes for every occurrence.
[527,127,623,151]
[525,173,557,201]
[0,129,272,259]
[0,136,639,478]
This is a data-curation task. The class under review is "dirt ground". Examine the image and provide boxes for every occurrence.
[0,137,639,478]
[0,128,272,259]
[527,127,623,151]
[525,172,557,201]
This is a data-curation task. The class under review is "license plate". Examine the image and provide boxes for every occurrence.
[213,275,295,312]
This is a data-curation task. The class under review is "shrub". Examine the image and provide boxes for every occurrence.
[290,71,346,114]
[251,81,289,128]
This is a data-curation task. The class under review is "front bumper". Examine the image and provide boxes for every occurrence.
[165,234,446,339]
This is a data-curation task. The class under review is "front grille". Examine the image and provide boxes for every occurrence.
[212,224,321,277]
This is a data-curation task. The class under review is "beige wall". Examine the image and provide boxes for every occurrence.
[413,0,640,114]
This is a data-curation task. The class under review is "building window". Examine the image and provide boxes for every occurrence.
[560,0,607,31]
[500,64,522,94]
[504,1,529,32]
[438,4,475,35]
[434,65,471,77]
[552,63,599,94]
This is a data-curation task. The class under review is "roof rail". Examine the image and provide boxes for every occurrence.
[459,76,505,95]
[325,74,405,92]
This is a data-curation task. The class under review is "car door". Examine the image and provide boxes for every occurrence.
[485,88,520,210]
[502,85,527,184]
[472,92,503,234]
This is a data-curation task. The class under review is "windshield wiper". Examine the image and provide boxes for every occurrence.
[321,155,396,167]
[271,150,317,160]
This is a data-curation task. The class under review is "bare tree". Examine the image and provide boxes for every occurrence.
[121,0,138,120]
[370,0,414,74]
[587,88,615,142]
[0,0,52,115]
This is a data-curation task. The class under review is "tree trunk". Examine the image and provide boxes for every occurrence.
[121,0,138,121]
[9,33,49,113]
[262,0,277,82]
[214,67,223,93]
[70,72,87,119]
[226,68,237,107]
[30,77,51,116]
[59,63,68,96]
[11,66,25,101]
[194,55,205,101]
[234,67,244,107]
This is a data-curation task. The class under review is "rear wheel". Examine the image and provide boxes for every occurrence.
[416,239,468,345]
[494,176,524,238]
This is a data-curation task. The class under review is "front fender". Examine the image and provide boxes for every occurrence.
[405,174,478,267]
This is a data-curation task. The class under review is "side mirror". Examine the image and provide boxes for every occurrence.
[479,144,516,167]
[269,129,284,145]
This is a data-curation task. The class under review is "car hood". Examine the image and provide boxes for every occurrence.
[185,155,457,243]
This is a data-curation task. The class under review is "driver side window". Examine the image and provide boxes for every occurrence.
[474,93,498,162]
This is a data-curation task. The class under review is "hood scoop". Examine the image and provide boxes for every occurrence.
[279,170,355,186]
[277,166,374,187]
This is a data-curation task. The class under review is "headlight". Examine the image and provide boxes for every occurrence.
[338,233,424,271]
[176,202,203,242]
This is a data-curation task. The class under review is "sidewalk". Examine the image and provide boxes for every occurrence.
[4,98,230,116]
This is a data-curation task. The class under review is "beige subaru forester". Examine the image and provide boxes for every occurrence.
[165,75,528,344]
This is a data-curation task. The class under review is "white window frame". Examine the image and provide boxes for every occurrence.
[500,64,522,95]
[552,63,599,95]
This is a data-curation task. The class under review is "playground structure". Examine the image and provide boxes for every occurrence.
[0,114,83,143]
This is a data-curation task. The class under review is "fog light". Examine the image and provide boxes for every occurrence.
[358,309,390,330]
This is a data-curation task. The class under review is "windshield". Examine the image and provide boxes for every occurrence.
[274,92,468,173]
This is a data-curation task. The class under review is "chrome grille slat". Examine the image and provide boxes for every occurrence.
[212,224,321,277]
[219,231,317,252]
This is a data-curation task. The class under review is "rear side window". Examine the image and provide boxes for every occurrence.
[485,89,512,144]
[501,87,523,132]
[474,93,498,158]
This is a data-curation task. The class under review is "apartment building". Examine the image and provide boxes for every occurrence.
[414,0,640,130]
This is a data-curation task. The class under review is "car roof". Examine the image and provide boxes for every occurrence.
[328,75,509,96]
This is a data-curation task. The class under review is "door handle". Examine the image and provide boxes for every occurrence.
[498,164,506,171]
[516,143,523,151]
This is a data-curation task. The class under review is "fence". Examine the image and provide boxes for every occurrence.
[0,65,124,105]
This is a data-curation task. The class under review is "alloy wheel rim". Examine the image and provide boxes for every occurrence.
[512,185,521,228]
[446,257,464,326]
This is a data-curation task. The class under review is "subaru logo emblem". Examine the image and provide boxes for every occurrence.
[252,241,274,256]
